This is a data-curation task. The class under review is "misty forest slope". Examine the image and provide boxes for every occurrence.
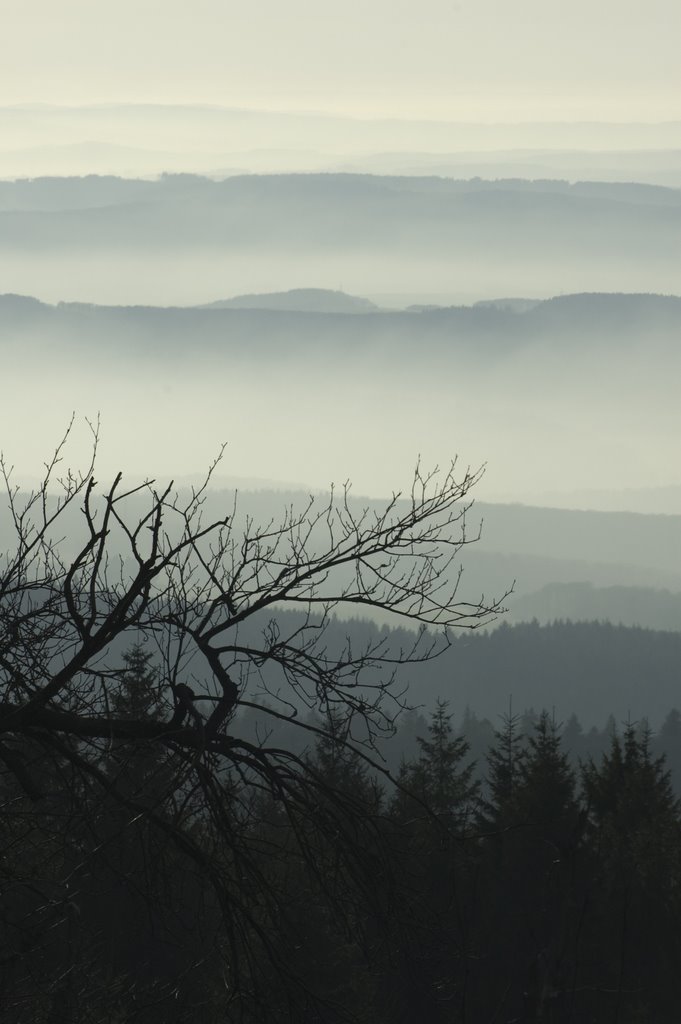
[315,616,681,730]
[165,608,681,729]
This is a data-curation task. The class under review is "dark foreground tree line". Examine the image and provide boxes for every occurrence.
[383,701,681,1024]
[3,667,680,1023]
[1,426,679,1022]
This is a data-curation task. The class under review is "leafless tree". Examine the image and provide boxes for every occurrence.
[0,420,507,1021]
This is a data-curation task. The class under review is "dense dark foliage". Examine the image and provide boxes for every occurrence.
[3,679,681,1022]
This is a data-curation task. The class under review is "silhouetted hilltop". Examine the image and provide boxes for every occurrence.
[198,288,379,314]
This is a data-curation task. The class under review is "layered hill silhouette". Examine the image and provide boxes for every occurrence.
[2,289,680,361]
[2,174,680,248]
[1,172,680,301]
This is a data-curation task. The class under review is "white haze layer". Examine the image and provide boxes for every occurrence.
[3,0,680,121]
[3,324,678,508]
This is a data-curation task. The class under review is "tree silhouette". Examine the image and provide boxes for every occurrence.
[580,722,681,1021]
[386,701,479,1022]
[0,421,505,1019]
[393,698,478,829]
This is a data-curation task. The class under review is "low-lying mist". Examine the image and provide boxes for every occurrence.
[4,294,679,508]
[3,246,679,309]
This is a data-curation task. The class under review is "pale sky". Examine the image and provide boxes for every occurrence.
[3,0,680,121]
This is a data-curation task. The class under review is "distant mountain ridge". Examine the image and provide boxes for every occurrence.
[2,289,679,342]
[1,172,679,215]
[1,171,679,304]
[2,109,681,178]
[2,287,680,313]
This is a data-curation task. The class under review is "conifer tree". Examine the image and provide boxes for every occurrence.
[105,642,170,802]
[473,711,582,1024]
[385,701,480,1024]
[653,707,681,795]
[582,721,680,880]
[580,723,681,1021]
[393,698,478,830]
[479,707,526,830]
[517,710,580,841]
[309,711,379,803]
[111,641,163,719]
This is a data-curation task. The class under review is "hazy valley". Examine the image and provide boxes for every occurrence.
[3,74,681,1018]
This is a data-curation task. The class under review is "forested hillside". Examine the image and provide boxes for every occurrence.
[233,614,681,729]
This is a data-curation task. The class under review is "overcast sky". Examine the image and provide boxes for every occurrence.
[4,0,680,121]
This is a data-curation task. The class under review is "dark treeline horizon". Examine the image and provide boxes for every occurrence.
[5,665,680,1021]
